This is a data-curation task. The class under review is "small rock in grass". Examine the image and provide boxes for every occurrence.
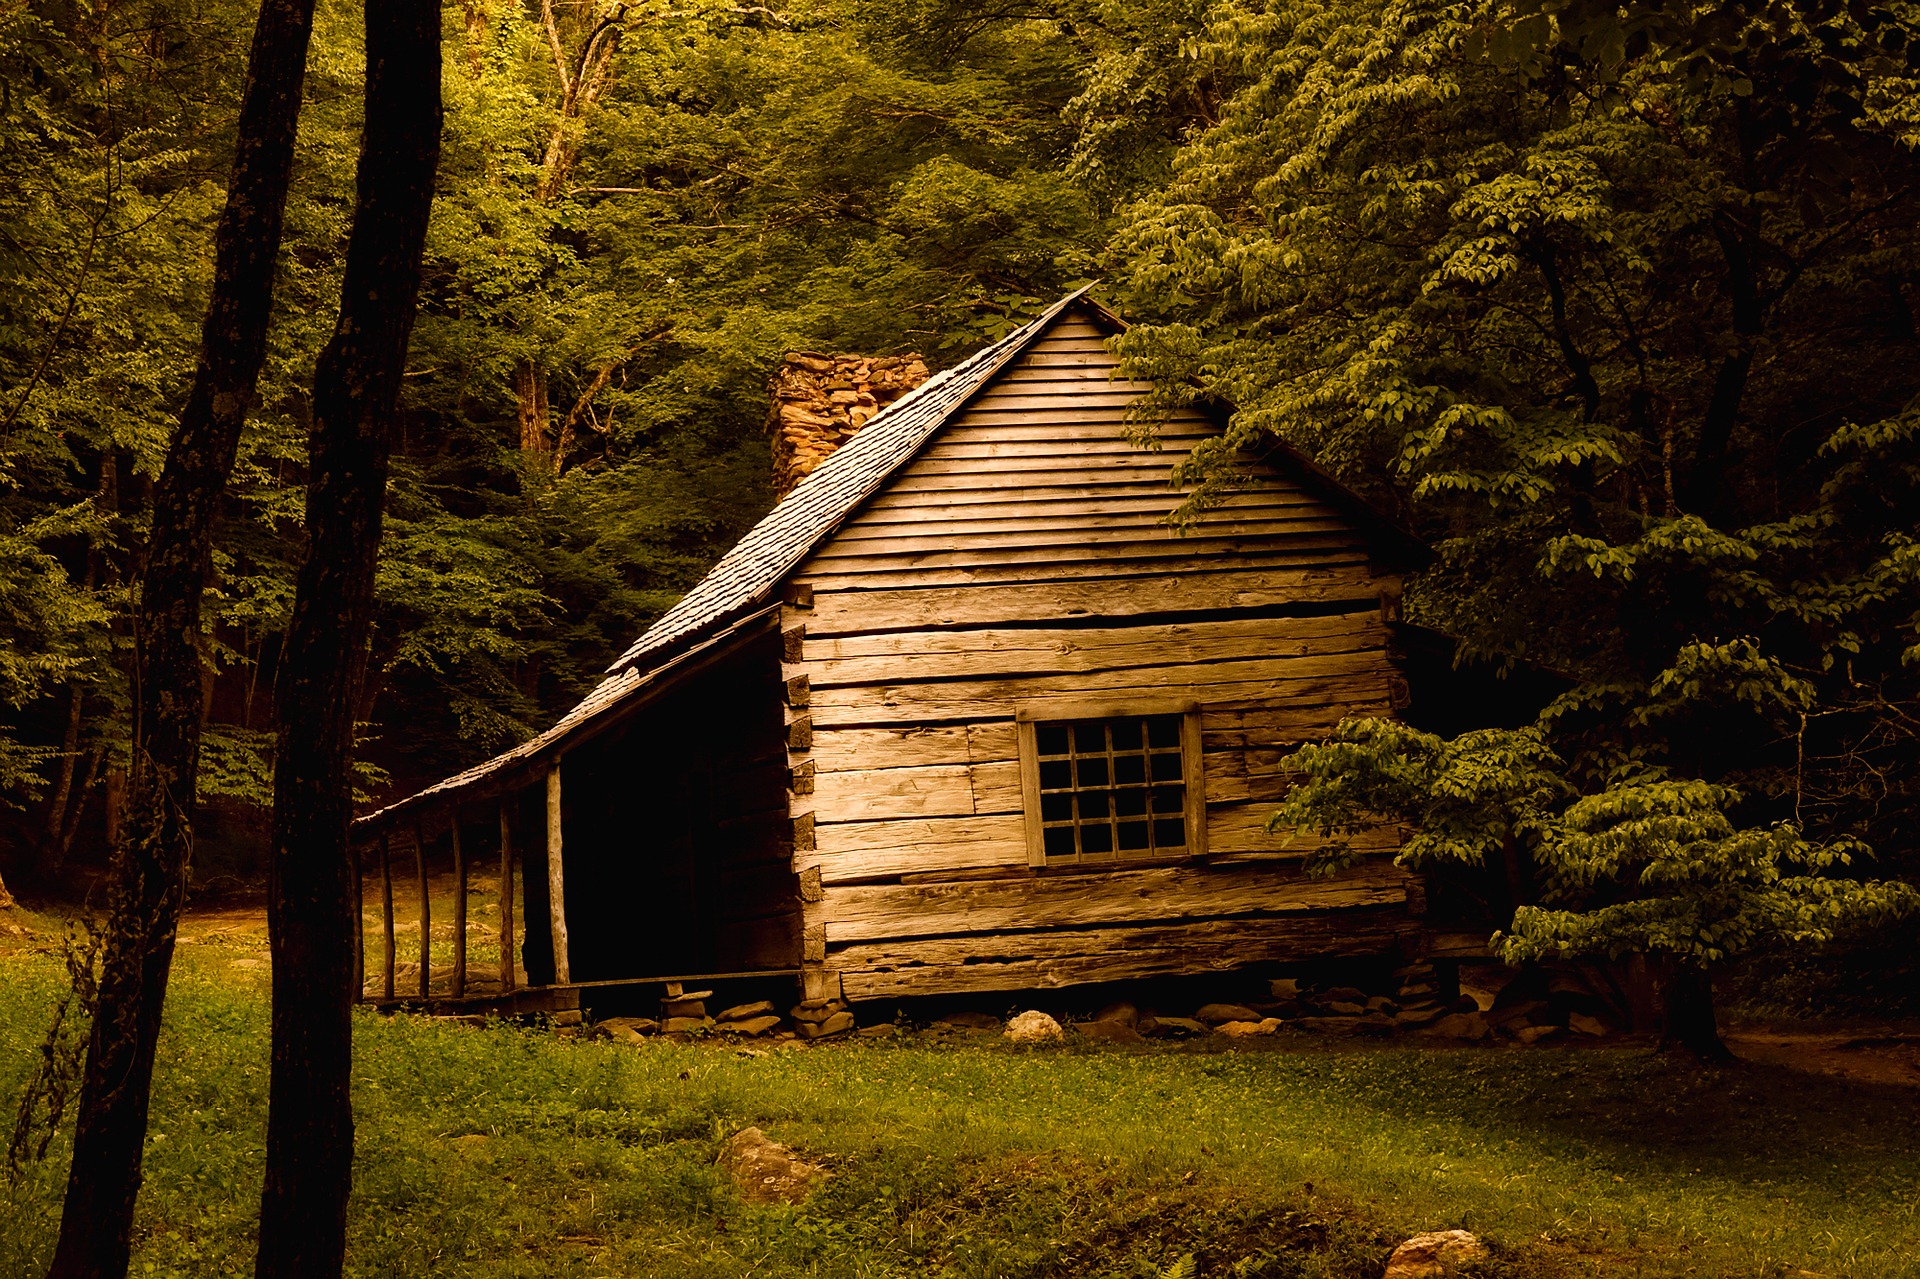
[1078,1019,1144,1044]
[717,1000,776,1023]
[717,1127,824,1204]
[1383,1229,1487,1279]
[1568,1011,1610,1036]
[1005,1010,1064,1044]
[1194,1002,1260,1025]
[1092,1001,1139,1028]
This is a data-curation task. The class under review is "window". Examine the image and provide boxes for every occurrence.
[1018,704,1206,867]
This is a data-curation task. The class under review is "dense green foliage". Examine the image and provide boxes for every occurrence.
[1106,0,1920,992]
[1,0,1914,1005]
[6,925,1920,1277]
[0,0,1114,879]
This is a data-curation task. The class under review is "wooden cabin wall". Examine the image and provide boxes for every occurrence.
[559,630,799,979]
[783,312,1418,1001]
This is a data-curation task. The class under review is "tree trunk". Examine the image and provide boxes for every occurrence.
[1657,961,1734,1063]
[45,1,316,1274]
[252,0,441,1273]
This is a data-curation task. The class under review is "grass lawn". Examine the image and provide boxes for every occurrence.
[1,905,1915,1279]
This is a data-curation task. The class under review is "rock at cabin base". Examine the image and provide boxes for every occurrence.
[1216,1019,1284,1038]
[1092,1001,1139,1028]
[1269,978,1301,1000]
[1514,1024,1562,1045]
[1324,1000,1369,1016]
[717,1000,776,1023]
[1382,1229,1487,1278]
[1140,1016,1208,1037]
[663,1016,713,1034]
[1420,1012,1489,1041]
[717,1127,824,1205]
[1194,1002,1261,1025]
[1568,1011,1610,1036]
[721,1015,782,1037]
[800,1010,854,1039]
[1078,1019,1145,1044]
[935,1011,1001,1031]
[1005,1010,1065,1044]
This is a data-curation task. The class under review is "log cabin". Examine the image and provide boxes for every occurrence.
[352,288,1437,1011]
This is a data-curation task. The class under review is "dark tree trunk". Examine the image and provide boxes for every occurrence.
[45,2,316,1275]
[1657,961,1734,1063]
[253,0,441,1273]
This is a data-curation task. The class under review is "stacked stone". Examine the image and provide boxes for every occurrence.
[767,352,930,498]
[789,997,854,1040]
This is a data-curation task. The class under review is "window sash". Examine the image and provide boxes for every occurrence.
[1017,703,1207,868]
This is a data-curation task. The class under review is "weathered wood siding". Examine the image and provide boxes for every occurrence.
[781,312,1417,1000]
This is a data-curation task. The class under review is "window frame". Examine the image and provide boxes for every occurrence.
[1016,699,1208,869]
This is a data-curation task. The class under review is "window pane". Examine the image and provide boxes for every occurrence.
[1117,820,1150,850]
[1153,818,1186,848]
[1114,788,1147,817]
[1152,786,1184,814]
[1077,791,1110,820]
[1041,792,1072,822]
[1040,759,1072,790]
[1150,751,1182,781]
[1044,825,1077,858]
[1081,823,1113,854]
[1037,725,1069,756]
[1074,721,1107,753]
[1147,715,1180,748]
[1110,719,1143,750]
[1113,754,1145,785]
[1077,756,1109,787]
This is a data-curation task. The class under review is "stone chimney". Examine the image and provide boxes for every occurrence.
[767,352,930,499]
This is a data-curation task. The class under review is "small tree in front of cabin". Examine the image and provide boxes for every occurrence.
[1275,719,1917,1058]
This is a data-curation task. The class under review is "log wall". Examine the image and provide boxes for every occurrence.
[782,312,1419,1001]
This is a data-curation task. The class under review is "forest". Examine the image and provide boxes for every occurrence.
[2,0,1920,1275]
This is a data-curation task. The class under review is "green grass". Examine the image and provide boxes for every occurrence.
[2,914,1916,1278]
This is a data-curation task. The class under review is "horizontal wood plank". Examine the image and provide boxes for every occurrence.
[802,567,1382,633]
[821,861,1410,943]
[809,814,1030,883]
[833,909,1418,1000]
[808,760,1023,823]
[803,614,1385,688]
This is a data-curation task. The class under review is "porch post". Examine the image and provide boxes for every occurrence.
[545,761,570,984]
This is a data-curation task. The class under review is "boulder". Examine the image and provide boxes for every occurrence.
[1092,1001,1140,1028]
[1383,1230,1487,1279]
[717,1127,825,1205]
[1078,1019,1145,1044]
[1005,1010,1065,1044]
[1194,1002,1261,1025]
